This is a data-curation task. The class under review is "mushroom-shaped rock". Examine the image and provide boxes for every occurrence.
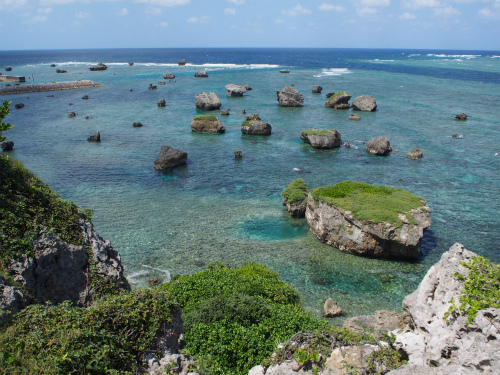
[89,63,107,71]
[366,137,392,156]
[133,122,143,128]
[349,114,361,121]
[128,62,134,66]
[324,298,343,317]
[325,90,351,109]
[5,67,12,72]
[195,92,221,111]
[194,71,208,78]
[191,115,225,134]
[56,69,67,74]
[300,129,341,149]
[178,59,186,66]
[157,98,166,107]
[154,145,187,170]
[241,118,272,136]
[406,149,423,159]
[312,85,323,93]
[455,113,467,120]
[163,73,175,79]
[352,95,377,112]
[225,84,247,97]
[276,86,304,107]
[87,132,101,142]
[14,103,24,109]
[1,141,14,152]
[281,178,308,218]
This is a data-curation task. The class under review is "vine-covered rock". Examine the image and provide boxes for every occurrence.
[281,178,308,218]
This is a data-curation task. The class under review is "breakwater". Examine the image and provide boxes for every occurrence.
[0,80,103,95]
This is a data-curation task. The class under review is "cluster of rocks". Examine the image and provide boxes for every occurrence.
[89,63,107,71]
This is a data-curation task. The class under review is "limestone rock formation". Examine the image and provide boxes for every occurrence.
[154,145,188,170]
[241,118,272,136]
[163,73,175,79]
[243,84,253,91]
[191,115,225,134]
[89,63,107,71]
[68,112,77,117]
[352,95,377,112]
[343,310,412,337]
[82,95,89,100]
[277,86,304,107]
[195,92,221,110]
[300,129,341,149]
[149,84,157,90]
[220,109,230,116]
[158,81,166,85]
[406,149,423,159]
[178,59,186,66]
[366,136,392,155]
[234,151,242,159]
[226,84,247,97]
[194,71,208,78]
[325,91,352,109]
[1,141,14,151]
[324,298,343,317]
[455,113,468,120]
[312,85,323,93]
[158,98,166,107]
[87,131,101,142]
[281,178,308,219]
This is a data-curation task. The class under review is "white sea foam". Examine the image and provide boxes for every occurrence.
[313,68,350,77]
[142,264,171,283]
[427,54,480,59]
[373,59,395,62]
[126,270,149,282]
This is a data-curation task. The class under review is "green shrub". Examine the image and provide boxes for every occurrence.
[300,129,336,136]
[328,90,351,100]
[0,288,179,374]
[310,181,426,228]
[193,115,218,122]
[281,178,308,204]
[0,100,14,142]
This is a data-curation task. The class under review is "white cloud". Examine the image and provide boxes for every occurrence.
[0,0,27,10]
[227,0,245,4]
[160,21,168,27]
[477,0,500,18]
[38,7,53,14]
[75,11,90,18]
[32,15,48,22]
[118,8,129,15]
[40,0,75,5]
[357,6,379,15]
[225,8,236,15]
[403,0,440,8]
[357,0,390,7]
[282,4,312,16]
[274,18,285,23]
[318,3,347,11]
[399,11,416,19]
[145,6,162,15]
[187,16,209,23]
[432,5,461,16]
[134,0,190,6]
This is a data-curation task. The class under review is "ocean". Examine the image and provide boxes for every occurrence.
[1,48,499,322]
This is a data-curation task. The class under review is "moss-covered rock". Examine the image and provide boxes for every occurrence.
[191,115,225,134]
[281,178,308,218]
[325,90,352,109]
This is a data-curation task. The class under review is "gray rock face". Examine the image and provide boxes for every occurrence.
[241,120,272,136]
[194,71,208,78]
[191,117,225,134]
[0,275,32,323]
[366,136,392,155]
[406,149,423,159]
[195,92,221,110]
[154,145,188,170]
[305,193,431,259]
[225,84,247,97]
[87,131,101,142]
[352,95,377,112]
[277,86,304,107]
[158,98,166,107]
[300,129,341,149]
[89,63,107,71]
[343,310,412,337]
[163,73,175,79]
[312,85,323,93]
[324,298,343,317]
[325,91,351,109]
[1,141,14,151]
[393,243,500,373]
[282,197,306,219]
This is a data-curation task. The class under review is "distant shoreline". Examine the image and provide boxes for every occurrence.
[0,80,103,95]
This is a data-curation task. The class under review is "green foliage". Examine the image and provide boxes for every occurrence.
[445,256,500,326]
[281,178,308,204]
[329,90,351,99]
[162,263,325,374]
[193,115,218,122]
[0,288,178,374]
[300,129,337,136]
[0,100,14,142]
[310,181,426,228]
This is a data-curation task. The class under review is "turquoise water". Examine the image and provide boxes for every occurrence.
[1,48,499,322]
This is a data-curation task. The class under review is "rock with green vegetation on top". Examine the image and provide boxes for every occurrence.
[281,178,308,218]
[195,91,221,110]
[191,114,225,134]
[300,129,341,149]
[241,119,272,136]
[305,181,431,259]
[325,90,352,109]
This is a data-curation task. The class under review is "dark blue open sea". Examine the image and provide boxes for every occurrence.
[1,48,499,321]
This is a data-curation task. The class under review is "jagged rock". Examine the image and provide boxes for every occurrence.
[82,95,89,100]
[191,115,225,134]
[226,84,247,97]
[56,69,67,73]
[241,119,272,136]
[5,67,12,72]
[325,345,383,375]
[133,122,143,127]
[0,275,32,323]
[1,141,14,151]
[343,310,412,338]
[163,73,175,79]
[325,91,351,109]
[194,71,208,78]
[387,364,475,374]
[300,129,341,149]
[282,198,306,218]
[195,92,221,110]
[154,145,188,170]
[276,86,304,107]
[234,151,242,159]
[68,112,77,117]
[128,62,134,66]
[280,69,290,73]
[455,113,467,120]
[158,98,166,107]
[178,59,186,66]
[89,63,107,71]
[366,136,392,156]
[352,95,377,112]
[14,103,24,109]
[323,298,343,317]
[149,84,157,90]
[148,352,195,375]
[220,109,230,116]
[87,132,101,142]
[349,114,361,120]
[406,149,423,159]
[312,85,323,93]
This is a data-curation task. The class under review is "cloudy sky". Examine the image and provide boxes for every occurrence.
[1,0,499,51]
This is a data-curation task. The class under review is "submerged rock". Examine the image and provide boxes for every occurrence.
[195,92,221,110]
[300,129,341,149]
[366,136,392,156]
[14,103,24,109]
[276,86,304,107]
[154,145,188,170]
[352,95,377,112]
[325,90,351,109]
[191,115,225,134]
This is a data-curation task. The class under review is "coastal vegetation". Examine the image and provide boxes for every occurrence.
[193,115,218,122]
[0,100,13,142]
[300,129,336,136]
[281,178,308,204]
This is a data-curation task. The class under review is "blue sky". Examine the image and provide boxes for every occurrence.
[1,0,499,51]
